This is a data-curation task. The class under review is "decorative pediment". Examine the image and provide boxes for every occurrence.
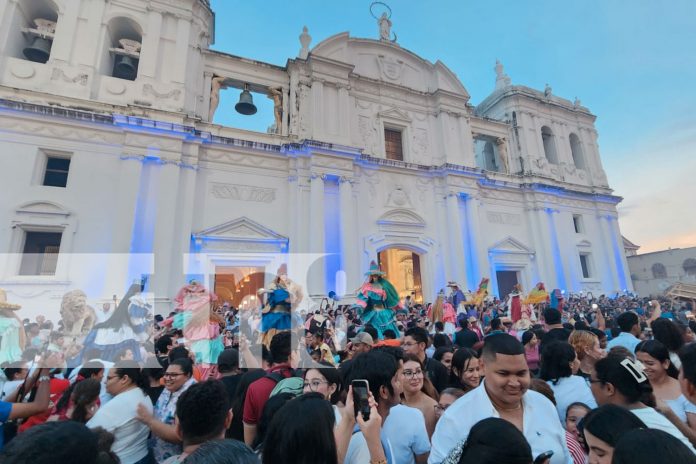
[16,201,71,217]
[377,209,426,229]
[192,217,288,252]
[378,107,411,123]
[489,236,534,255]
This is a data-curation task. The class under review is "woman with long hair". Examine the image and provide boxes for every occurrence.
[302,366,343,424]
[48,378,100,423]
[401,353,438,438]
[263,393,338,464]
[539,341,596,422]
[521,330,540,375]
[651,318,685,369]
[568,330,605,379]
[580,404,647,464]
[635,339,696,445]
[590,353,695,452]
[88,360,154,464]
[448,348,481,393]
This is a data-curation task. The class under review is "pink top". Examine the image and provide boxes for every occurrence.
[525,344,540,371]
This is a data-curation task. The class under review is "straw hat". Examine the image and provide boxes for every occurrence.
[0,289,21,310]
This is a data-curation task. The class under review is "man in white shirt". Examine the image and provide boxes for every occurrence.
[429,334,571,464]
[606,312,641,353]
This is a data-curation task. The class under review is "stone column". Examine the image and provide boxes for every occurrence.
[596,214,620,293]
[553,210,578,291]
[525,207,547,285]
[287,175,299,253]
[308,173,326,296]
[337,84,350,144]
[138,9,163,78]
[172,17,191,84]
[609,216,633,292]
[339,177,359,295]
[533,207,558,290]
[151,161,181,310]
[464,195,487,291]
[311,79,324,138]
[435,193,453,289]
[446,192,468,290]
[106,156,144,295]
[168,157,198,291]
[49,0,80,63]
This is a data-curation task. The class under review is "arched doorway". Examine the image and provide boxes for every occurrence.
[377,248,423,303]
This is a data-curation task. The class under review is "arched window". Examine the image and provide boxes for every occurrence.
[473,136,500,172]
[651,263,667,279]
[569,133,585,169]
[541,126,558,164]
[683,259,696,276]
[10,0,59,64]
[102,17,142,81]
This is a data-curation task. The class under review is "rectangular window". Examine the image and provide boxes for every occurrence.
[19,231,62,275]
[384,128,403,161]
[579,253,591,279]
[43,156,71,187]
[573,215,584,234]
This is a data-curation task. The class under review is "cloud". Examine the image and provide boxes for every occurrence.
[613,123,696,253]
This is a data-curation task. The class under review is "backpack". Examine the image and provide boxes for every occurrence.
[266,370,303,397]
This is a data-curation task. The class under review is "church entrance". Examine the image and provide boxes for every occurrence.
[214,266,265,310]
[377,248,423,304]
[496,270,519,299]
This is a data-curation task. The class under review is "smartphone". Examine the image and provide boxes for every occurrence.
[591,303,598,310]
[533,450,554,464]
[351,379,370,421]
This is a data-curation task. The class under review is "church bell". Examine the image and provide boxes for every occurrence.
[235,84,257,115]
[113,55,138,81]
[23,37,52,63]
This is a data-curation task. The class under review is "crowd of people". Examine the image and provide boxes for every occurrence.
[1,267,696,464]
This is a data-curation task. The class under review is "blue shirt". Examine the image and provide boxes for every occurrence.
[0,400,13,450]
[606,332,641,353]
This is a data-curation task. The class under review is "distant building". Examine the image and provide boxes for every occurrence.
[628,247,696,296]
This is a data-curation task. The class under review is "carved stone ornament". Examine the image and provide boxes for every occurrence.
[10,61,35,79]
[385,186,413,208]
[106,80,127,95]
[210,182,276,203]
[51,68,88,86]
[377,55,404,82]
[143,84,182,100]
[411,128,429,164]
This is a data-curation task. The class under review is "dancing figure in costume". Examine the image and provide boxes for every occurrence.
[0,289,25,365]
[523,282,549,305]
[354,261,401,339]
[164,282,223,379]
[471,278,490,309]
[428,290,457,336]
[550,289,565,313]
[509,283,523,322]
[258,264,303,348]
[81,283,151,363]
[173,280,216,313]
[446,282,466,315]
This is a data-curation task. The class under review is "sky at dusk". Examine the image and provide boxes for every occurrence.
[209,0,696,254]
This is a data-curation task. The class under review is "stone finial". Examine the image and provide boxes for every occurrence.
[573,97,582,107]
[544,83,553,97]
[299,26,311,59]
[494,59,511,90]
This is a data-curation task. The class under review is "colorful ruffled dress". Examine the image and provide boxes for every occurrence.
[260,283,293,347]
[354,278,401,339]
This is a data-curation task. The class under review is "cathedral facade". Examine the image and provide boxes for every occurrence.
[0,0,632,315]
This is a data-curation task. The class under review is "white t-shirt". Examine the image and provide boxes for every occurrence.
[429,381,572,464]
[547,375,597,423]
[87,387,153,464]
[0,380,23,400]
[382,404,431,464]
[631,407,696,453]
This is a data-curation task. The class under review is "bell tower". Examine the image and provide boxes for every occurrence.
[0,0,214,118]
